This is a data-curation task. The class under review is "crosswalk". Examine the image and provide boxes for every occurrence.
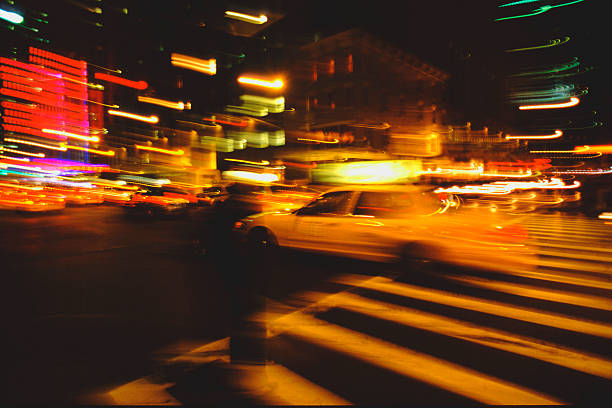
[255,213,612,404]
[104,213,612,405]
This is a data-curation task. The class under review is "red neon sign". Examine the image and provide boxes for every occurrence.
[29,47,86,70]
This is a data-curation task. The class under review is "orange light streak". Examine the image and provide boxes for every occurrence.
[42,128,100,142]
[64,144,115,156]
[0,155,30,162]
[202,117,248,127]
[574,145,612,154]
[224,11,267,24]
[237,76,283,89]
[519,97,580,110]
[137,96,186,110]
[171,53,216,75]
[4,137,67,151]
[505,130,563,140]
[94,72,147,90]
[134,145,184,156]
[0,146,45,157]
[297,137,339,144]
[108,110,159,123]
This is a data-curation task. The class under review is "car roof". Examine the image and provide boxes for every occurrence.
[322,184,435,194]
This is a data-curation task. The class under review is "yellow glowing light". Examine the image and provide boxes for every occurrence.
[435,178,580,195]
[63,144,115,156]
[0,155,30,162]
[297,138,339,144]
[598,212,612,220]
[240,94,285,113]
[171,53,216,75]
[505,130,563,140]
[134,145,184,156]
[574,145,612,154]
[4,138,67,151]
[225,158,270,166]
[519,97,580,110]
[237,76,283,89]
[42,128,100,143]
[108,110,159,123]
[137,96,186,110]
[225,104,268,117]
[224,11,268,24]
[222,170,279,183]
[350,122,391,130]
[0,146,45,157]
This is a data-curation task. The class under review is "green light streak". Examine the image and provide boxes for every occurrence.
[505,36,570,52]
[499,0,542,7]
[511,57,580,77]
[495,0,584,21]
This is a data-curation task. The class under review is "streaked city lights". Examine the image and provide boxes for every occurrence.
[435,178,580,195]
[222,170,279,183]
[519,97,580,110]
[239,95,285,113]
[573,145,612,154]
[94,72,148,89]
[225,158,270,166]
[0,8,24,24]
[202,116,249,127]
[64,144,115,156]
[107,109,159,123]
[171,53,216,75]
[4,137,67,151]
[134,145,185,156]
[42,128,100,143]
[495,0,585,21]
[137,96,187,110]
[224,10,268,24]
[225,104,268,117]
[0,146,45,157]
[505,130,563,140]
[505,37,570,53]
[237,76,284,89]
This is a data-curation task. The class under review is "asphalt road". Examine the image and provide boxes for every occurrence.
[1,204,354,404]
[2,205,231,403]
[3,206,611,404]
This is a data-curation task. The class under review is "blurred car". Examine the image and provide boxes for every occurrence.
[0,184,66,212]
[197,185,230,207]
[40,186,104,205]
[218,181,320,217]
[233,185,534,273]
[97,189,134,204]
[123,188,189,217]
[159,185,210,206]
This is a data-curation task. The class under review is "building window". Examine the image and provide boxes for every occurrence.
[347,54,353,73]
[329,59,335,75]
[313,63,317,81]
[329,93,335,110]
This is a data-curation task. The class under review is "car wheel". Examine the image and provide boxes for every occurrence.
[247,228,278,258]
[398,242,438,275]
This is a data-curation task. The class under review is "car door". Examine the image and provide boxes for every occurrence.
[287,190,356,254]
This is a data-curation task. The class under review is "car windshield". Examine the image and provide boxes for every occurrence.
[354,191,442,218]
[298,191,353,215]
